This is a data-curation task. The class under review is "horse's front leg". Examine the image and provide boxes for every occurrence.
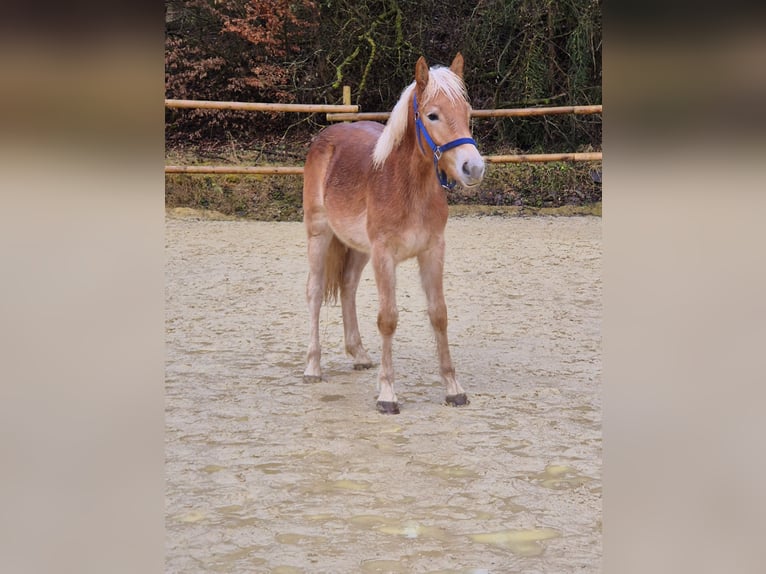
[418,239,469,406]
[371,244,399,414]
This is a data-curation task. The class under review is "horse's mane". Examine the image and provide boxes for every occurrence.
[372,66,468,168]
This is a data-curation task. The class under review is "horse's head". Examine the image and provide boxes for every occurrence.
[414,53,485,189]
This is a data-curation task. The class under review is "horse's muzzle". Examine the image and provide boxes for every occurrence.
[462,159,485,186]
[458,155,485,188]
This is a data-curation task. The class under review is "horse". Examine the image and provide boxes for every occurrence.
[302,53,485,414]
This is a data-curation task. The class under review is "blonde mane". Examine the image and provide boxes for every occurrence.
[372,66,468,168]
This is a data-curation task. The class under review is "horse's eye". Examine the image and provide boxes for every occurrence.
[427,113,439,121]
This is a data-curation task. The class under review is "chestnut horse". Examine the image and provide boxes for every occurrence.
[302,53,485,414]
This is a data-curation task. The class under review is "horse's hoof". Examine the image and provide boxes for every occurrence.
[445,393,470,406]
[353,362,373,371]
[303,374,322,384]
[376,401,400,414]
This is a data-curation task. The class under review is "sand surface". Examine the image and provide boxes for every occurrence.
[166,212,602,572]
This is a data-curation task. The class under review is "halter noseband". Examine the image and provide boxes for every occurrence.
[413,93,478,190]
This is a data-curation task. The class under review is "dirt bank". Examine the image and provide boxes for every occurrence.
[166,212,601,572]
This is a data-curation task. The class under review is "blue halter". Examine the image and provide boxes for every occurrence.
[413,93,478,190]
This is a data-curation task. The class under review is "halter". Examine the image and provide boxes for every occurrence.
[413,93,478,190]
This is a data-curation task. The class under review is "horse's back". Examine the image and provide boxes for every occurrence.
[303,122,384,251]
[304,120,383,203]
[307,121,383,164]
[318,120,384,143]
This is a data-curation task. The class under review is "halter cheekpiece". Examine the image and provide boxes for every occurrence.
[413,93,478,190]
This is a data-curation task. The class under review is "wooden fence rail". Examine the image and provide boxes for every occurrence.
[165,98,358,114]
[486,152,602,164]
[325,104,602,122]
[164,152,603,176]
[164,165,305,175]
[165,97,601,175]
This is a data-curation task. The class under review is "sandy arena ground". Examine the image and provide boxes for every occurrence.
[166,211,601,573]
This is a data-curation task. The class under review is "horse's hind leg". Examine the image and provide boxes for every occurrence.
[341,248,372,370]
[418,240,469,406]
[303,228,332,383]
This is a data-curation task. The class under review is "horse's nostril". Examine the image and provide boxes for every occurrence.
[463,161,484,180]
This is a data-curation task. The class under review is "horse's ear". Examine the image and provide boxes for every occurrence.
[450,52,465,79]
[415,56,429,92]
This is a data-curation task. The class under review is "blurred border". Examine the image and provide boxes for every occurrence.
[604,3,766,573]
[0,5,165,574]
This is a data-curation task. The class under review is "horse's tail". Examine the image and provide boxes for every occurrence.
[323,234,347,305]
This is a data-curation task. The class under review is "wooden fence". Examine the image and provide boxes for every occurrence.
[325,104,602,122]
[165,97,601,175]
[165,99,358,114]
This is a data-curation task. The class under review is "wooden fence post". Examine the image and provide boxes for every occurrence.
[343,86,351,123]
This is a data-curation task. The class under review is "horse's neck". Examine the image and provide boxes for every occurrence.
[388,122,440,197]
